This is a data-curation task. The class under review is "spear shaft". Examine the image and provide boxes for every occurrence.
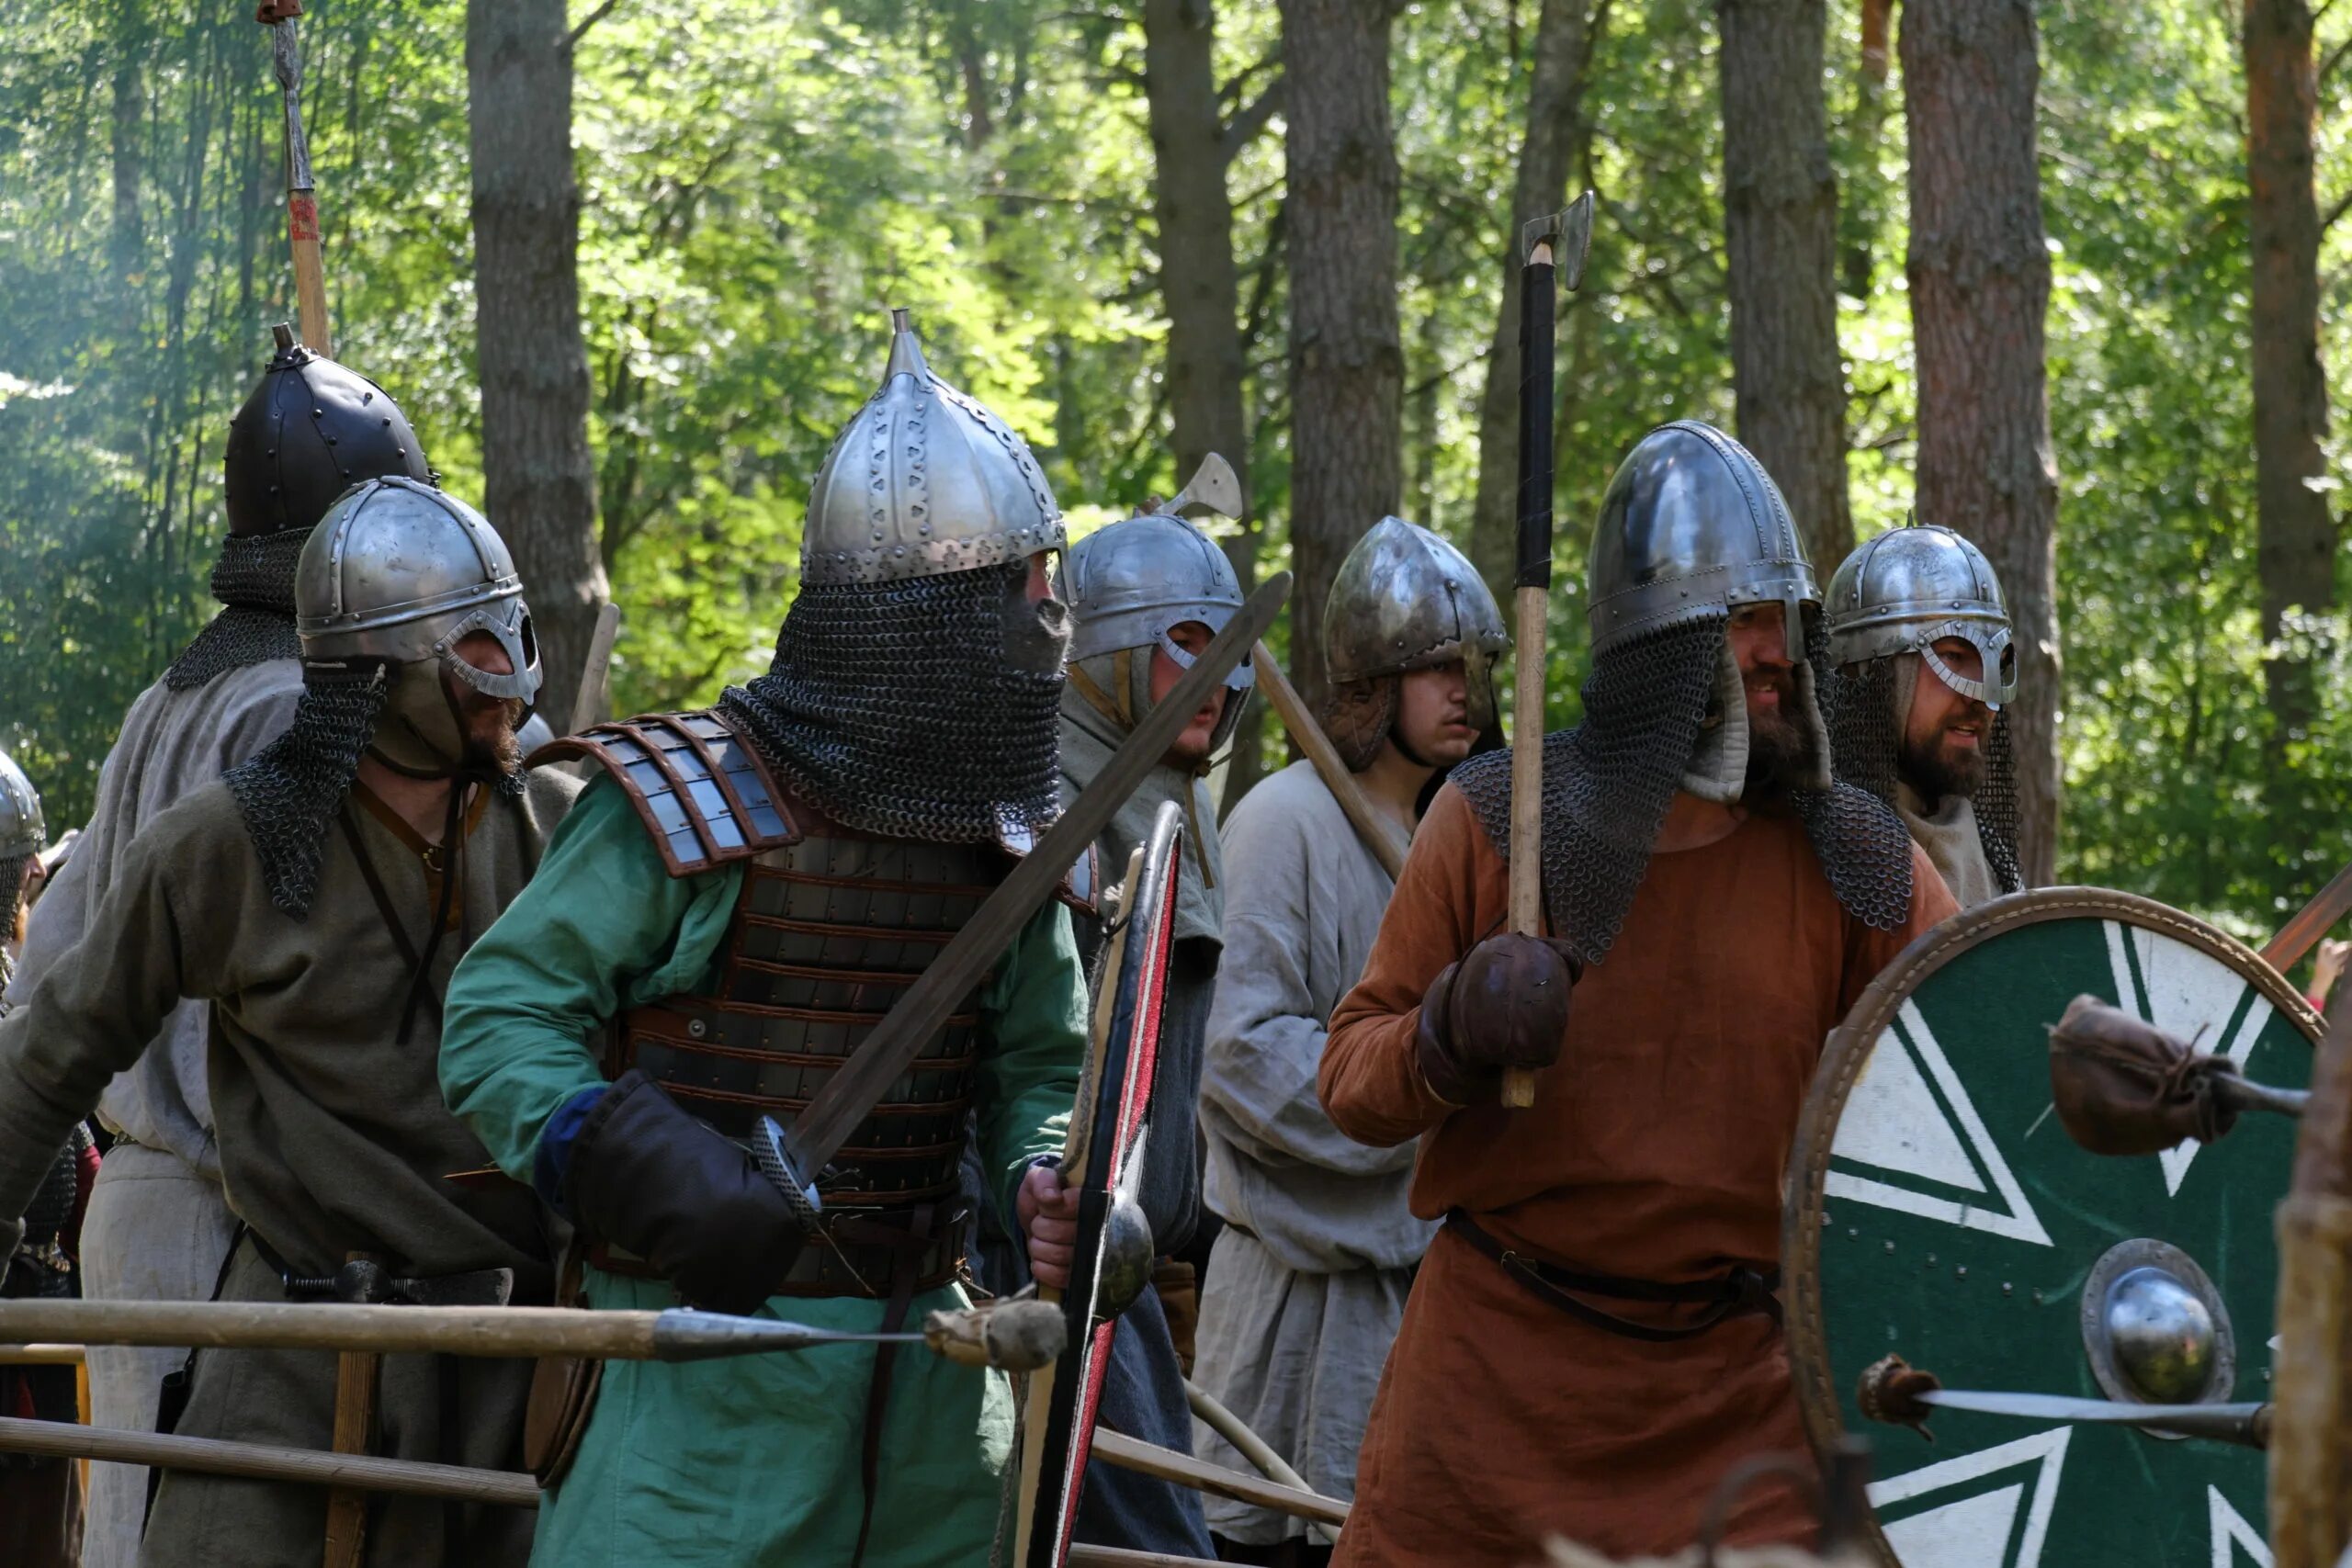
[258,2,329,353]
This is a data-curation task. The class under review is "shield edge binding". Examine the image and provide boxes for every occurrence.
[1017,799,1183,1567]
[1780,885,2320,1567]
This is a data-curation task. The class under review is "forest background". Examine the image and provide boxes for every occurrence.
[1,0,2347,956]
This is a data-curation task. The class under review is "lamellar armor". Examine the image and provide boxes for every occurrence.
[1062,508,1253,751]
[540,310,1082,1296]
[1320,516,1508,770]
[1823,523,2021,894]
[168,322,434,692]
[1452,421,1916,963]
[227,476,540,919]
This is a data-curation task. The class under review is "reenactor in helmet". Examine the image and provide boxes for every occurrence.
[1020,501,1256,1556]
[1194,517,1504,1564]
[4,324,435,1567]
[0,746,93,1568]
[1824,523,2024,907]
[0,479,572,1567]
[438,311,1090,1566]
[1317,423,1956,1562]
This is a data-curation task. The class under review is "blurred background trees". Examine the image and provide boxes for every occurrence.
[3,0,2351,951]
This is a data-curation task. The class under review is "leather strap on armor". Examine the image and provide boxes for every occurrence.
[1444,1210,1781,1343]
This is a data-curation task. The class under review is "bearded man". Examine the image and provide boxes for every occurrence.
[1317,422,1958,1564]
[1001,502,1256,1557]
[0,477,568,1566]
[1823,523,2022,907]
[4,323,435,1568]
[1194,517,1505,1567]
[438,311,1090,1568]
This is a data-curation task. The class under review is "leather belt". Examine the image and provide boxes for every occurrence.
[590,1204,964,1302]
[1444,1210,1781,1344]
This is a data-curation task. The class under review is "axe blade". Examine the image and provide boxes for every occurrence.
[1521,192,1597,290]
[1159,452,1243,521]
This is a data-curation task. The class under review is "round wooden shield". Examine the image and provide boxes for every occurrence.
[1785,887,2318,1568]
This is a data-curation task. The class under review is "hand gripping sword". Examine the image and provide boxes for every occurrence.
[256,1,329,355]
[752,571,1292,1217]
[1500,191,1593,1110]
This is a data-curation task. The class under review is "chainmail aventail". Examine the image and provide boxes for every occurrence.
[225,665,390,919]
[165,528,311,691]
[1826,651,2019,896]
[718,563,1067,845]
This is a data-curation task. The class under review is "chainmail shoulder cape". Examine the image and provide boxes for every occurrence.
[718,563,1067,845]
[1453,615,1917,966]
[165,528,312,691]
[1827,653,2021,895]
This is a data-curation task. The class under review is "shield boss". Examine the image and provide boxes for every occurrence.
[1785,888,2315,1567]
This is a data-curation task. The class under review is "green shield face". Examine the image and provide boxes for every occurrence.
[1786,889,2316,1567]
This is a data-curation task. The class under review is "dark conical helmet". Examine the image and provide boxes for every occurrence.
[222,323,431,538]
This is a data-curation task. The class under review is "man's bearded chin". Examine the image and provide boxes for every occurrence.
[463,697,528,774]
[1740,682,1819,804]
[1900,725,1987,803]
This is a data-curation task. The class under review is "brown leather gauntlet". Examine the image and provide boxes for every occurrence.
[1416,933,1582,1107]
[2048,994,2243,1156]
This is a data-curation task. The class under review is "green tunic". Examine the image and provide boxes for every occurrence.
[438,777,1089,1568]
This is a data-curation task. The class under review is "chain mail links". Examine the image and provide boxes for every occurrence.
[0,853,26,995]
[1454,615,1727,966]
[224,666,390,919]
[1826,652,2019,896]
[164,528,313,691]
[1795,618,1916,930]
[718,564,1067,846]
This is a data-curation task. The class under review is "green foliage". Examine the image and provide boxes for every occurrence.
[0,0,2346,952]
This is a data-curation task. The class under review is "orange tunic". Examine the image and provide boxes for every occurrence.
[1318,784,1955,1564]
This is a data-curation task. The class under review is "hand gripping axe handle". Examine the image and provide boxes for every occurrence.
[1501,191,1593,1110]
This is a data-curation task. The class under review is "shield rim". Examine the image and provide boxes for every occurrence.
[1781,884,2320,1565]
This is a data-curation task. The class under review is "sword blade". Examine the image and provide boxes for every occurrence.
[776,571,1292,1179]
[1918,1389,2270,1447]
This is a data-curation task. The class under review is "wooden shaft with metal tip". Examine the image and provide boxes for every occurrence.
[0,1416,539,1508]
[261,5,330,355]
[1250,644,1408,879]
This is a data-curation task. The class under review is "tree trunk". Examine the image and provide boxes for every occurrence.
[1143,0,1267,803]
[110,50,142,280]
[1717,0,1852,570]
[2246,0,2333,880]
[1277,0,1401,714]
[1469,0,1599,612]
[466,0,606,731]
[1903,0,2062,883]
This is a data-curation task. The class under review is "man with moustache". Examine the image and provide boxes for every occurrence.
[1022,502,1253,1556]
[1823,523,2023,906]
[0,478,571,1567]
[1317,422,1957,1564]
[3,326,436,1568]
[1193,518,1506,1566]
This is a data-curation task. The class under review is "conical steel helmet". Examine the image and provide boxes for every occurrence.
[1824,522,2017,706]
[223,323,431,538]
[0,746,43,862]
[1586,420,1816,662]
[802,309,1064,586]
[1325,516,1508,684]
[1063,510,1252,692]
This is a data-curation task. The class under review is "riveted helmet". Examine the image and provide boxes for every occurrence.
[801,309,1064,586]
[1587,420,1816,664]
[1825,523,2016,706]
[1318,517,1509,770]
[223,324,431,540]
[1062,509,1252,752]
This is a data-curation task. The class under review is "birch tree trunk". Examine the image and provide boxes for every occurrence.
[467,0,606,730]
[1717,0,1852,570]
[1277,0,1401,713]
[1903,0,2062,883]
[1469,0,1600,612]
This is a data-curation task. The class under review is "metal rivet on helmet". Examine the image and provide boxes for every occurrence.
[222,327,433,539]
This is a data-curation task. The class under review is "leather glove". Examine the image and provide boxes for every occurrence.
[567,1069,805,1314]
[2047,994,2241,1156]
[1415,932,1582,1106]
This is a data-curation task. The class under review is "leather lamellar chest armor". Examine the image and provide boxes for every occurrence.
[535,709,1090,1292]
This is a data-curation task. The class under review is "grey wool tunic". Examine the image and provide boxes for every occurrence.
[1193,760,1436,1544]
[0,769,577,1567]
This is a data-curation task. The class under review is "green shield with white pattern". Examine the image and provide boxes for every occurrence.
[1786,888,2316,1568]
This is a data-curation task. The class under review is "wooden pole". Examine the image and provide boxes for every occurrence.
[0,1416,538,1508]
[259,4,331,355]
[2264,855,2352,976]
[1088,1429,1349,1529]
[2270,1000,2352,1565]
[1250,644,1408,878]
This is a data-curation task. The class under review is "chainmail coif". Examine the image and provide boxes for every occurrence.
[1826,653,2020,895]
[718,561,1068,845]
[224,665,389,919]
[1456,615,1917,965]
[164,528,311,691]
